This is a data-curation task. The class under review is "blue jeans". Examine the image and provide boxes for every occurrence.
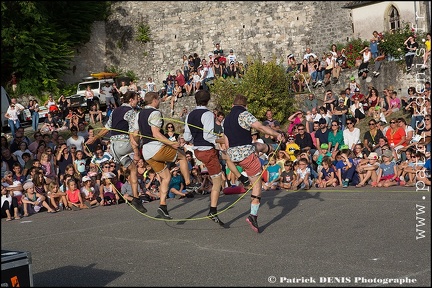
[316,70,325,81]
[310,71,317,82]
[411,115,424,130]
[32,113,39,131]
[332,114,347,130]
[8,119,21,138]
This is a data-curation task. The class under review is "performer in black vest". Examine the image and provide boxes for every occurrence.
[223,94,284,233]
[183,90,226,226]
[130,92,200,219]
[88,91,147,213]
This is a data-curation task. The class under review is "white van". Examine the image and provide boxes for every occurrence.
[66,78,115,111]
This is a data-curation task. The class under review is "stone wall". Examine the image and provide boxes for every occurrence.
[63,1,354,86]
[61,1,430,119]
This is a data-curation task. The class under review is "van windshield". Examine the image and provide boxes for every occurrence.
[78,82,99,91]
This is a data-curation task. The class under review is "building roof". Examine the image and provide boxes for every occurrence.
[342,1,383,9]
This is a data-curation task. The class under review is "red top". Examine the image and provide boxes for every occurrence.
[385,127,406,147]
[67,188,80,204]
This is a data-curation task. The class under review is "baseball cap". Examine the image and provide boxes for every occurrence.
[230,49,234,53]
[287,54,294,59]
[338,98,344,102]
[350,76,355,81]
[82,176,92,182]
[340,144,349,150]
[320,143,329,149]
[368,152,379,160]
[382,150,393,159]
[354,87,360,92]
[375,106,381,111]
[251,128,259,135]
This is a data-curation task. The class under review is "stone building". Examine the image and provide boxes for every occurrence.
[62,1,430,97]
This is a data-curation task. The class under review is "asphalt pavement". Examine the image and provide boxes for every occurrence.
[1,186,430,287]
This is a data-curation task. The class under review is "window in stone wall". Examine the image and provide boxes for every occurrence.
[387,5,401,31]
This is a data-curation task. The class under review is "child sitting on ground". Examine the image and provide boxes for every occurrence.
[280,160,296,190]
[376,150,399,188]
[263,156,282,191]
[293,157,313,190]
[356,152,380,187]
[316,156,338,188]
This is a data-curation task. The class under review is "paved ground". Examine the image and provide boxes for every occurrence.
[1,186,430,287]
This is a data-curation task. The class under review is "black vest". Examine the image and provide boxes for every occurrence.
[111,105,132,136]
[138,107,163,144]
[223,105,252,147]
[187,109,214,148]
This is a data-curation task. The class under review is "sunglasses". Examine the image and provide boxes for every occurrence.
[346,122,353,125]
[288,138,295,141]
[110,165,116,168]
[331,124,338,126]
[368,123,375,125]
[390,121,396,124]
[167,126,174,128]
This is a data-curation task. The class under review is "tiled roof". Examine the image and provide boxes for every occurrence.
[342,1,383,9]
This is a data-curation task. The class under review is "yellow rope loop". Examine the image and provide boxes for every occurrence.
[86,116,281,221]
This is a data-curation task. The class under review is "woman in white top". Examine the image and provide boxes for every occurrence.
[343,119,361,150]
[44,95,57,109]
[350,96,365,124]
[358,46,372,79]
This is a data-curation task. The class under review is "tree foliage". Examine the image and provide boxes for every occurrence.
[1,1,110,96]
[212,56,296,125]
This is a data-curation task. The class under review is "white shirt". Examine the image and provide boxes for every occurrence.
[343,127,361,149]
[183,107,217,151]
[6,107,20,121]
[66,136,85,151]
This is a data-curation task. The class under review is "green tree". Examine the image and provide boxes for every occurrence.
[1,1,110,96]
[212,56,295,125]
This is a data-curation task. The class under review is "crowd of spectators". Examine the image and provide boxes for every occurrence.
[1,38,430,221]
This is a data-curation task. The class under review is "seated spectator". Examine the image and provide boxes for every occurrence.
[292,157,313,190]
[262,156,281,191]
[343,119,361,150]
[91,145,112,168]
[143,169,161,202]
[350,95,366,123]
[356,152,380,187]
[384,91,402,117]
[335,146,359,188]
[89,103,103,124]
[279,160,296,190]
[1,185,20,221]
[167,166,192,199]
[316,156,337,188]
[99,172,120,206]
[66,178,89,211]
[21,181,56,216]
[47,181,67,211]
[332,98,349,129]
[376,150,399,188]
